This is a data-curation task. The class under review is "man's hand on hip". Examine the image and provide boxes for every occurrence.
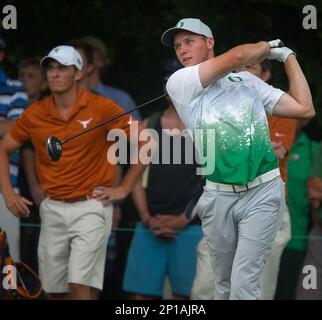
[92,186,128,206]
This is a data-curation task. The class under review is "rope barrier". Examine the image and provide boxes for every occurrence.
[20,222,322,239]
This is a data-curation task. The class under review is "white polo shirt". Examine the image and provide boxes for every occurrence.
[166,65,285,185]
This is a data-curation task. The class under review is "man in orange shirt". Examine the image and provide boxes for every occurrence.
[0,45,148,300]
[191,61,297,300]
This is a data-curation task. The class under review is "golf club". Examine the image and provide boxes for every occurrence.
[46,93,168,161]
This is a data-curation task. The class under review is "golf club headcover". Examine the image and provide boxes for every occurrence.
[0,228,49,300]
[267,39,295,62]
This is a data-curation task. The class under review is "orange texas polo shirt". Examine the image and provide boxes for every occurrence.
[268,116,297,183]
[9,88,132,200]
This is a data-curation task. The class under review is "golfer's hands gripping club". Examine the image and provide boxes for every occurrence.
[92,186,128,207]
[267,39,295,62]
[4,192,33,218]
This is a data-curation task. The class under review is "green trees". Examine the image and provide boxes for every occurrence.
[2,0,321,124]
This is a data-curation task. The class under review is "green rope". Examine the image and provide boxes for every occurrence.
[19,222,322,239]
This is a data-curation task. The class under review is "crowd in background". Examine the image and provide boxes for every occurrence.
[0,34,322,300]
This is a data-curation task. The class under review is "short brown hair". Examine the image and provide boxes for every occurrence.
[67,39,94,65]
[18,58,46,80]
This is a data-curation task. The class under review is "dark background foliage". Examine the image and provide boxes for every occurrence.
[1,0,322,129]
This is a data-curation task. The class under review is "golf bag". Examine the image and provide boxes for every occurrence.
[0,227,48,300]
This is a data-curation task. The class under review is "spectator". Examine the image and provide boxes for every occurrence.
[122,60,203,300]
[0,45,149,299]
[18,58,48,103]
[275,120,318,299]
[0,37,29,261]
[81,35,142,121]
[296,140,322,299]
[17,58,48,208]
[67,40,94,91]
[17,57,49,271]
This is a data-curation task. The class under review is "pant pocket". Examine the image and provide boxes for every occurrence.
[196,188,216,220]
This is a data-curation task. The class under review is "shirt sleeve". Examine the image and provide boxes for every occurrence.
[166,64,205,106]
[244,72,285,115]
[8,108,32,144]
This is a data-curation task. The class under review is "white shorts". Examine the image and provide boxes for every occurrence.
[38,198,113,293]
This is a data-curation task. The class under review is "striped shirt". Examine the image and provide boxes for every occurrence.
[0,69,28,193]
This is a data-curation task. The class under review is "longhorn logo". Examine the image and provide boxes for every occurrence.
[76,118,93,129]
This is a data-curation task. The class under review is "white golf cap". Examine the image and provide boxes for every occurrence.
[161,18,213,48]
[40,45,83,70]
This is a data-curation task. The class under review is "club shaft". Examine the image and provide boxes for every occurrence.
[62,93,168,144]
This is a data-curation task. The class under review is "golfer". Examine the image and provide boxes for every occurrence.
[161,18,315,299]
[0,45,148,300]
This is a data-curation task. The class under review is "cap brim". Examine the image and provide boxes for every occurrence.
[161,27,209,48]
[40,56,78,69]
[161,27,185,48]
[40,56,52,67]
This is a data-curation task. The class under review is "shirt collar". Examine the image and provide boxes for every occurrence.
[46,86,88,119]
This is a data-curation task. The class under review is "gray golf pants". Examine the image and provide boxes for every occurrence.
[197,176,285,300]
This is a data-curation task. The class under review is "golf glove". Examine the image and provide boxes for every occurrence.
[267,39,295,62]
